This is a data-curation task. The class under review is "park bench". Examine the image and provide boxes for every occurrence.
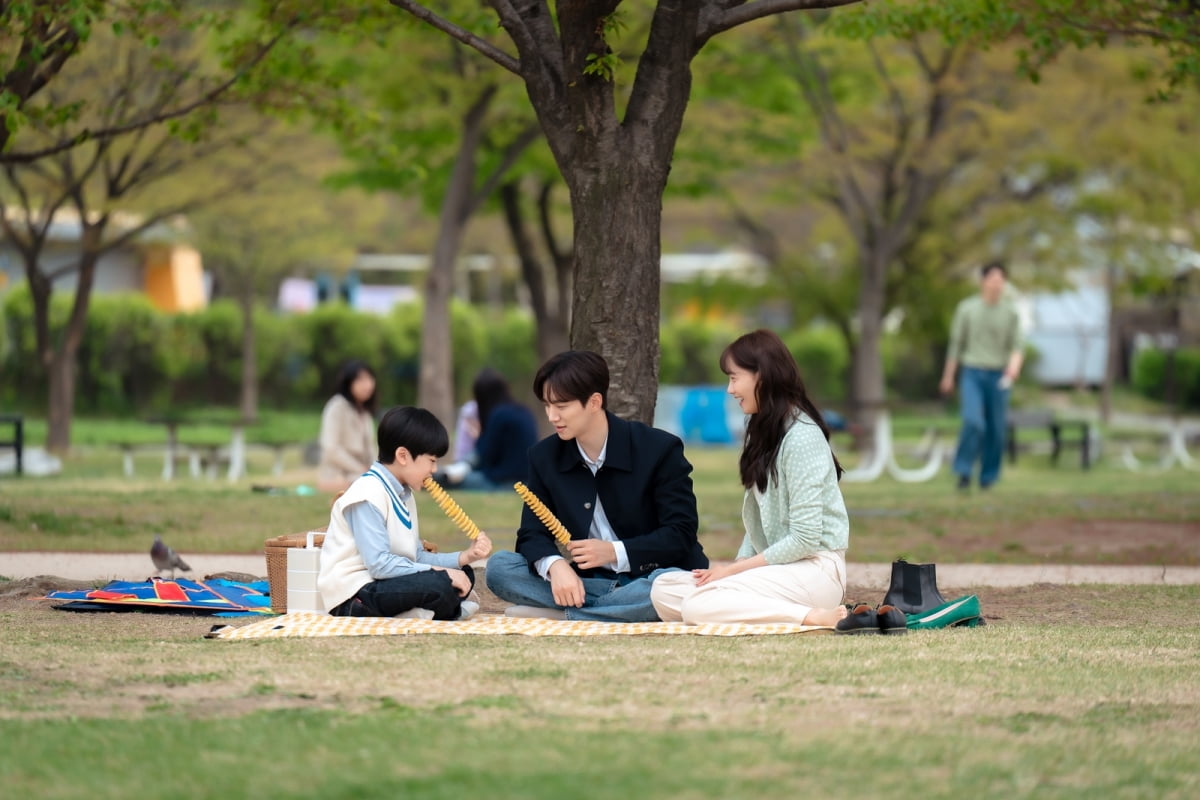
[0,413,23,476]
[118,419,309,481]
[1006,409,1092,469]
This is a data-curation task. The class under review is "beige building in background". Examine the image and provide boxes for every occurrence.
[0,210,206,313]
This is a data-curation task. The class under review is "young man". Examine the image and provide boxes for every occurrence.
[939,261,1024,491]
[485,350,707,622]
[318,406,492,619]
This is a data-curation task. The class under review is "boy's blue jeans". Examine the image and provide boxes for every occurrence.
[485,550,680,622]
[953,366,1010,487]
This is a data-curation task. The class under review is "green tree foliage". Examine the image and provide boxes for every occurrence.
[376,0,864,423]
[186,127,365,422]
[0,1,293,161]
[276,9,540,427]
[830,0,1200,99]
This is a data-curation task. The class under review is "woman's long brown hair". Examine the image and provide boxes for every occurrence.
[721,329,844,491]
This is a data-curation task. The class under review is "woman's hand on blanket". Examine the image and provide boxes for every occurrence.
[692,563,734,586]
[548,560,586,607]
[460,532,492,566]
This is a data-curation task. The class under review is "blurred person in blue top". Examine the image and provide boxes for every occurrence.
[440,368,538,491]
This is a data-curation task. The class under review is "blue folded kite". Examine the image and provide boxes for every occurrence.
[46,577,274,617]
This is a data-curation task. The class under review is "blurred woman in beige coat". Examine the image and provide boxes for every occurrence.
[317,360,378,493]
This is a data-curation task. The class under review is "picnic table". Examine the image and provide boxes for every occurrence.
[1006,409,1092,469]
[121,416,307,481]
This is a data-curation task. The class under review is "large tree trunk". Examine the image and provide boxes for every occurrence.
[500,180,569,362]
[41,239,101,454]
[850,254,888,437]
[45,348,76,454]
[567,164,668,423]
[1100,261,1118,425]
[418,208,466,430]
[238,291,258,424]
[416,88,496,428]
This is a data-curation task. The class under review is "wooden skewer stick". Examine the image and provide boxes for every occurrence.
[422,477,482,540]
[513,481,572,545]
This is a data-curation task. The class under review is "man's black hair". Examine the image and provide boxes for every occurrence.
[532,350,609,409]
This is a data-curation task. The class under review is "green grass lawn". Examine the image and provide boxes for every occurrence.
[2,408,1198,798]
[2,432,1198,563]
[1,585,1197,799]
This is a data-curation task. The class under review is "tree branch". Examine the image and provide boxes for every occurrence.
[1,24,294,164]
[698,0,863,46]
[389,0,521,74]
[778,15,879,237]
[469,122,543,215]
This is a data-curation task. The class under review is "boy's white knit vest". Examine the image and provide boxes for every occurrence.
[316,465,423,612]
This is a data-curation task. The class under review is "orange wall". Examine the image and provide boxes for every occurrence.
[144,245,206,312]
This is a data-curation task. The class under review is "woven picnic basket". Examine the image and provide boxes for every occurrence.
[264,529,325,613]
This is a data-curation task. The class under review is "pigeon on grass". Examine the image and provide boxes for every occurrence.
[150,535,192,579]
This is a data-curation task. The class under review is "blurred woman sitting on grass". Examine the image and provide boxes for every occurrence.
[316,360,378,494]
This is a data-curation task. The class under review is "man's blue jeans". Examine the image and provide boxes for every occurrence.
[485,550,681,622]
[953,366,1010,487]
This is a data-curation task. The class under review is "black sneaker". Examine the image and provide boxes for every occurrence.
[956,475,970,492]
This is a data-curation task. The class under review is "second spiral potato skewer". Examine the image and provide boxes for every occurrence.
[513,481,573,546]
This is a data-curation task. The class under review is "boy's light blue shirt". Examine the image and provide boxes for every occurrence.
[345,462,461,579]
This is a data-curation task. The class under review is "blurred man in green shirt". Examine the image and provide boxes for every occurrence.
[940,262,1024,491]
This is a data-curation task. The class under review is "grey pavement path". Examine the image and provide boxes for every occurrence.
[3,552,1199,587]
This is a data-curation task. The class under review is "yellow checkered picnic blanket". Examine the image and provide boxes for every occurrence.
[206,612,832,639]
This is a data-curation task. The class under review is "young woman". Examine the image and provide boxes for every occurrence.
[651,329,850,627]
[316,360,378,493]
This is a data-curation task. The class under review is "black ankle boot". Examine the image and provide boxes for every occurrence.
[882,559,948,615]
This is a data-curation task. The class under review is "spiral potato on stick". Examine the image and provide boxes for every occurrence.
[513,481,574,561]
[421,477,482,540]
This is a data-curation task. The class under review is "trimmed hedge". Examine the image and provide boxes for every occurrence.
[1,287,963,418]
[1132,347,1200,409]
[0,288,514,415]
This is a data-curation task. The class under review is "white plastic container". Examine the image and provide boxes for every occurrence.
[285,530,324,613]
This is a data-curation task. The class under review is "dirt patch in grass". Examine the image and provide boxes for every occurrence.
[1015,519,1199,562]
[855,516,1200,565]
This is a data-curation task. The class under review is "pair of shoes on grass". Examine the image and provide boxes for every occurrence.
[835,595,986,634]
[835,604,907,635]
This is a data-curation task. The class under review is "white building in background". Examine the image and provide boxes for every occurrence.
[1020,275,1109,387]
[660,249,768,284]
[0,210,206,312]
[278,249,768,314]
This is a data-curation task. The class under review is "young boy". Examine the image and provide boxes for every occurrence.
[318,406,492,619]
[485,350,707,622]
